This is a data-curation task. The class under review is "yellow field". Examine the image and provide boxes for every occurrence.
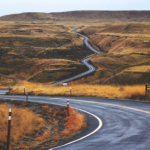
[0,86,9,89]
[124,65,150,73]
[0,104,46,146]
[96,33,150,38]
[0,102,87,149]
[9,81,146,100]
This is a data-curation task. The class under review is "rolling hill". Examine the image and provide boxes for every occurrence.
[0,11,150,23]
[0,11,150,86]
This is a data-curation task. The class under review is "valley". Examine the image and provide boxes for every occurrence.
[0,11,150,86]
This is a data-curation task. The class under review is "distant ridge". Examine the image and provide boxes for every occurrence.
[0,11,150,22]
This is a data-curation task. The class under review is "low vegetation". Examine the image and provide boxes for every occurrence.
[0,100,87,149]
[8,82,148,100]
[76,24,150,85]
[0,103,46,149]
[64,107,86,135]
[0,11,150,24]
[0,17,150,99]
[0,22,92,86]
[0,86,9,89]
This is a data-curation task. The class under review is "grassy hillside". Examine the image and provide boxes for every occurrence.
[0,13,150,86]
[0,11,150,24]
[0,22,93,85]
[73,24,150,85]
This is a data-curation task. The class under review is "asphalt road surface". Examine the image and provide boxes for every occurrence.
[72,29,100,54]
[51,29,100,86]
[1,94,150,150]
[0,89,9,95]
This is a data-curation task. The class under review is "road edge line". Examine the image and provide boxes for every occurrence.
[50,105,102,150]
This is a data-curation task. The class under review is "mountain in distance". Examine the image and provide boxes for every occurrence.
[0,11,150,23]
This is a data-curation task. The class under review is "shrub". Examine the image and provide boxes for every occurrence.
[18,144,26,148]
[61,130,70,136]
[35,137,43,141]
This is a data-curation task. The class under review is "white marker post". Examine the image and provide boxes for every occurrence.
[26,91,28,102]
[24,86,25,95]
[70,87,72,96]
[67,100,69,116]
[7,108,12,150]
[63,83,67,86]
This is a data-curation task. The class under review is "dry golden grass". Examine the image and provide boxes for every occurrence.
[0,76,14,86]
[95,32,150,38]
[0,22,66,38]
[0,22,90,85]
[10,81,145,100]
[0,22,84,47]
[88,35,150,55]
[79,24,150,37]
[124,65,150,73]
[79,24,150,55]
[0,104,46,145]
[0,86,9,89]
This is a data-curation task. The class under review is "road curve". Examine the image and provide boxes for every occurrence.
[51,29,100,86]
[1,94,150,150]
[72,29,100,54]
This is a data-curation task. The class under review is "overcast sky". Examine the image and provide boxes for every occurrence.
[0,0,150,17]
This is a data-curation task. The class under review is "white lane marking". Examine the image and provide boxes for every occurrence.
[50,106,102,150]
[3,96,102,150]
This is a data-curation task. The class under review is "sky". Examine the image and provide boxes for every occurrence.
[0,0,150,17]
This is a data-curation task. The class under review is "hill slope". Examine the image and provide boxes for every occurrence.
[0,11,150,23]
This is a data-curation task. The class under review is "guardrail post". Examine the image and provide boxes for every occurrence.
[24,86,25,95]
[26,91,28,102]
[67,100,69,116]
[145,84,147,98]
[7,108,12,150]
[70,87,72,96]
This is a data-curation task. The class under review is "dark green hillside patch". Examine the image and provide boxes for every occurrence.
[0,36,93,61]
[0,68,16,75]
[29,65,88,83]
[0,57,35,76]
[22,45,93,61]
[0,47,10,57]
[0,37,71,47]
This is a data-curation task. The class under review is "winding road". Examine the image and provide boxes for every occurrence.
[1,94,150,150]
[1,29,150,150]
[51,29,100,86]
